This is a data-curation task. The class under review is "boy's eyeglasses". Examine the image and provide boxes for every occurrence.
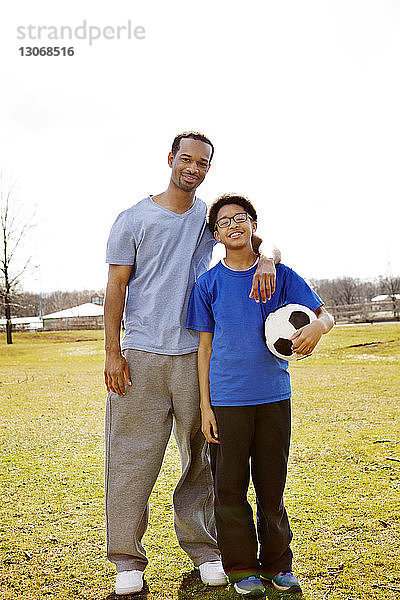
[215,212,252,230]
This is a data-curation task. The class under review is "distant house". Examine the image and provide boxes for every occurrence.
[0,302,104,333]
[42,302,104,330]
[371,294,400,302]
[91,293,104,305]
[0,315,43,331]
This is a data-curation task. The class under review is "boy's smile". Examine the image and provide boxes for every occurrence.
[228,230,244,239]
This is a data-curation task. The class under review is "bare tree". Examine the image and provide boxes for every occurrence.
[42,289,102,313]
[333,277,363,305]
[311,277,367,307]
[0,174,33,344]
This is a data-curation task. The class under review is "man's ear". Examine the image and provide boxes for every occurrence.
[252,221,257,233]
[168,152,174,167]
[213,229,221,243]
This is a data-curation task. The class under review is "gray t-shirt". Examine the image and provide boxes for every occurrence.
[106,196,216,354]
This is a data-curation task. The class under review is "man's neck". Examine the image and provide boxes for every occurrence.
[152,182,196,215]
[224,246,258,271]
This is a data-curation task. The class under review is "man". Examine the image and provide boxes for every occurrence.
[104,132,279,595]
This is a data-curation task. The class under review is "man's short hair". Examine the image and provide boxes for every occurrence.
[208,194,258,232]
[171,131,214,163]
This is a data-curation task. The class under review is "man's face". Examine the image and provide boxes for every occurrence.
[214,203,257,250]
[168,138,212,192]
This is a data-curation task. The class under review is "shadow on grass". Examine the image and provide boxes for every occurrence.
[176,569,301,599]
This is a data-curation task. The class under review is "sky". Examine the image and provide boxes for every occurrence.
[1,0,399,293]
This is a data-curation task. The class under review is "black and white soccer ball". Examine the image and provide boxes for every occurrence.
[264,304,316,361]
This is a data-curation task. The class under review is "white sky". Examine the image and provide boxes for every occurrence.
[1,0,399,293]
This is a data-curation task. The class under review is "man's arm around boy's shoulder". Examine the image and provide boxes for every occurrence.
[250,238,281,303]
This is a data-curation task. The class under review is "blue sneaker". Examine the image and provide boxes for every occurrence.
[234,576,265,596]
[271,571,302,594]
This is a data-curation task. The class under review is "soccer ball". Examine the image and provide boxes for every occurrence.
[264,304,316,361]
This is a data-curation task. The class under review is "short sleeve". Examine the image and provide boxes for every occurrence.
[204,225,218,248]
[284,268,323,312]
[106,210,136,265]
[186,279,215,333]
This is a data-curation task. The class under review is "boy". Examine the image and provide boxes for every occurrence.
[186,194,334,596]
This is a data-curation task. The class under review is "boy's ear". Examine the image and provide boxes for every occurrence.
[213,229,221,243]
[168,152,174,167]
[252,221,257,233]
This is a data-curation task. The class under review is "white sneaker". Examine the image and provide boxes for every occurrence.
[199,560,228,586]
[115,570,144,595]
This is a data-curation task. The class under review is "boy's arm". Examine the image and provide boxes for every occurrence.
[291,306,334,356]
[198,331,219,444]
[250,236,281,303]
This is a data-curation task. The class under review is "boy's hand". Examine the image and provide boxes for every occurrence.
[290,320,325,356]
[201,406,220,444]
[249,256,276,303]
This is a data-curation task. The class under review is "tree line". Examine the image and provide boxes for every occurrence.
[310,275,400,307]
[0,289,103,318]
[1,275,400,320]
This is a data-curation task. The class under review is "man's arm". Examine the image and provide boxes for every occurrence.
[104,264,133,396]
[250,235,281,303]
[291,306,335,356]
[198,331,219,444]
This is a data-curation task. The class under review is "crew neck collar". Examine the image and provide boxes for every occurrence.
[219,258,259,276]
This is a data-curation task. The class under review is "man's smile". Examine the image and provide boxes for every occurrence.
[228,231,244,238]
[182,173,199,183]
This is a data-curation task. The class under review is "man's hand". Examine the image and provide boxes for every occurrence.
[104,264,133,396]
[201,406,220,444]
[290,320,325,356]
[104,351,132,396]
[249,256,276,303]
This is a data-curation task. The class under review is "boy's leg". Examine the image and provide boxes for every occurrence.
[251,399,293,576]
[105,349,173,572]
[210,405,260,582]
[170,352,221,566]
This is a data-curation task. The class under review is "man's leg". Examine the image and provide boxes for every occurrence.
[251,399,293,576]
[210,405,260,582]
[105,349,173,572]
[169,352,220,566]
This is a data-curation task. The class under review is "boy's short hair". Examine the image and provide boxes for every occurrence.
[208,194,258,232]
[171,131,214,162]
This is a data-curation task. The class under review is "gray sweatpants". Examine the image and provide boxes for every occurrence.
[105,349,220,572]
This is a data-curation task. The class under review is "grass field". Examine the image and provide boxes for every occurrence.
[0,324,399,600]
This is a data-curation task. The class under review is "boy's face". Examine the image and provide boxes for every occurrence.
[213,203,257,250]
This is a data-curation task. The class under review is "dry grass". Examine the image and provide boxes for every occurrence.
[0,323,399,599]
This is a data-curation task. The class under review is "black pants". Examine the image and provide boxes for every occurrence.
[209,399,293,582]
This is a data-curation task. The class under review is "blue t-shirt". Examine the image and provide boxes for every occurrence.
[186,261,323,406]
